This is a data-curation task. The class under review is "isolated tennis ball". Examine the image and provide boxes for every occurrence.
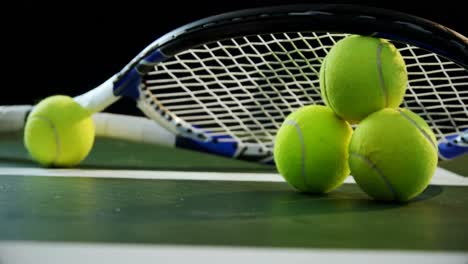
[349,108,438,202]
[274,105,353,193]
[320,35,408,123]
[24,95,95,167]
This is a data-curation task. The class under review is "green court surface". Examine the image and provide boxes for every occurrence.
[0,132,467,261]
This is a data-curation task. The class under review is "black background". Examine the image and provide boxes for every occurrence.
[4,0,465,115]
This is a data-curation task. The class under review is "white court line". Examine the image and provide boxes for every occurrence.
[0,167,467,186]
[0,241,467,264]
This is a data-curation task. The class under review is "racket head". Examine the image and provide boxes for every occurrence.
[110,4,467,163]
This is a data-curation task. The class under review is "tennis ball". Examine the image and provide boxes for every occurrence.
[24,95,95,167]
[274,105,353,193]
[320,35,408,123]
[349,108,438,202]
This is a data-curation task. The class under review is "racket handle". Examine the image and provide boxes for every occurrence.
[0,105,32,132]
[0,105,175,148]
[93,113,175,147]
[438,130,468,160]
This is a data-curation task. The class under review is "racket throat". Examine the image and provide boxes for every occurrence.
[136,100,211,143]
[74,75,121,113]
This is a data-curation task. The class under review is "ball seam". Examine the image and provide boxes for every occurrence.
[377,42,388,107]
[323,57,336,112]
[321,58,332,107]
[33,115,61,165]
[350,152,398,200]
[284,119,309,190]
[397,109,437,150]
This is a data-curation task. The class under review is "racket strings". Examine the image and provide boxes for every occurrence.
[399,46,468,138]
[142,32,468,149]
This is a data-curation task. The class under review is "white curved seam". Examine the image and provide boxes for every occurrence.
[284,120,307,187]
[377,42,388,107]
[33,116,60,165]
[350,152,397,200]
[397,109,437,150]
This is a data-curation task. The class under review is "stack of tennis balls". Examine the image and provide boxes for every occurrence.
[24,95,95,167]
[275,35,438,202]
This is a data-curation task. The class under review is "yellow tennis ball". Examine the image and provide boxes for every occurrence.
[274,105,353,193]
[24,95,95,167]
[349,108,438,202]
[320,35,408,123]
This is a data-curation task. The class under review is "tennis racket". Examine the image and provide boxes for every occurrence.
[1,4,467,164]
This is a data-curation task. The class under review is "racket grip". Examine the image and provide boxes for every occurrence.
[92,113,176,147]
[0,105,33,132]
